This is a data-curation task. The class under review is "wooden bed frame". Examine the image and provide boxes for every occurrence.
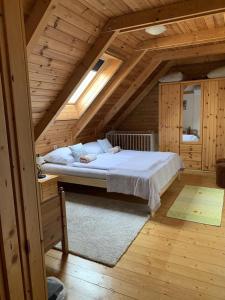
[58,171,180,208]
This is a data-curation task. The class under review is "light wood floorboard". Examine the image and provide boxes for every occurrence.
[46,173,225,300]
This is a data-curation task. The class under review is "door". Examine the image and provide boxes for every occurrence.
[202,80,218,171]
[217,79,225,161]
[159,83,181,153]
[0,0,47,298]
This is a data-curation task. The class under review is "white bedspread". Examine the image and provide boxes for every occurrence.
[73,150,182,212]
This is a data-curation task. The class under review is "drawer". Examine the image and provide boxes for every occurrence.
[40,178,58,202]
[183,160,202,170]
[180,144,202,153]
[181,152,202,162]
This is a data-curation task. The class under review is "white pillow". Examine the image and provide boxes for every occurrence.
[69,143,87,162]
[83,142,104,155]
[207,66,225,78]
[159,72,183,83]
[43,147,74,165]
[97,138,112,153]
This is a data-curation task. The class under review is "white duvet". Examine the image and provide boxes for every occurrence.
[72,150,182,213]
[72,150,172,171]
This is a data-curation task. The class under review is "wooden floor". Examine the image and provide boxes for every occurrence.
[46,173,225,300]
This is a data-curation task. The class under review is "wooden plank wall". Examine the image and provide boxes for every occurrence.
[118,85,159,132]
[35,120,74,154]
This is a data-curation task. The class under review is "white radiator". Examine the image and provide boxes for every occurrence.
[106,131,156,151]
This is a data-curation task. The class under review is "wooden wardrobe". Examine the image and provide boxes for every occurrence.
[159,78,225,171]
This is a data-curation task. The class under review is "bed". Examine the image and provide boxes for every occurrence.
[42,150,183,215]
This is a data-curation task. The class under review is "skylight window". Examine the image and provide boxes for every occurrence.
[57,54,122,121]
[68,59,105,104]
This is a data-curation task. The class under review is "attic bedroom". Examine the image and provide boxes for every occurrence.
[1,0,225,299]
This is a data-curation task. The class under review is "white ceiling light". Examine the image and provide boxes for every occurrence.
[145,25,167,35]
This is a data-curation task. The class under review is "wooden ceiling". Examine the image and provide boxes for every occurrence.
[22,0,225,152]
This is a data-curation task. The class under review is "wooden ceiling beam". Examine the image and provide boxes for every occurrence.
[96,58,162,133]
[34,31,118,141]
[154,41,225,61]
[113,62,173,129]
[103,0,225,33]
[137,27,225,51]
[72,51,147,140]
[25,0,58,57]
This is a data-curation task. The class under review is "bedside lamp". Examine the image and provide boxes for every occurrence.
[36,155,46,179]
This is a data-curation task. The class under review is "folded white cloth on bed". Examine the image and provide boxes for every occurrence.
[108,146,120,154]
[105,151,183,213]
[80,154,97,163]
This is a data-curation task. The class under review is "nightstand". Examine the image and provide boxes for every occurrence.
[38,175,68,254]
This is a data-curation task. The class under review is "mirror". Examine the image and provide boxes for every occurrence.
[182,84,201,143]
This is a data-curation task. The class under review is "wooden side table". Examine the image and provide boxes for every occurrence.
[38,175,68,254]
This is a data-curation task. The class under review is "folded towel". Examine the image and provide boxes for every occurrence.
[108,146,121,154]
[80,154,97,163]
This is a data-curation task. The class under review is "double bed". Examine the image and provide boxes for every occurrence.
[42,149,183,215]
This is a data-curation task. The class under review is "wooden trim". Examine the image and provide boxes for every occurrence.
[26,0,58,57]
[59,175,107,188]
[137,27,225,51]
[0,0,47,298]
[114,62,172,129]
[59,171,179,195]
[96,58,161,133]
[103,0,225,33]
[34,31,118,141]
[72,51,147,140]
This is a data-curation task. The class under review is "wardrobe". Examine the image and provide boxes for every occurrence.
[159,78,225,171]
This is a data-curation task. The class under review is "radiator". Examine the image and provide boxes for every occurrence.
[106,130,156,151]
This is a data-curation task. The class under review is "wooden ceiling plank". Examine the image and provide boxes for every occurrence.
[96,58,162,133]
[26,0,58,57]
[155,41,225,61]
[34,30,118,141]
[137,26,225,50]
[113,62,172,129]
[103,0,225,33]
[72,51,147,140]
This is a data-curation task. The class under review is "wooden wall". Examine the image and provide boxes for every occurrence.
[35,120,74,154]
[118,85,159,132]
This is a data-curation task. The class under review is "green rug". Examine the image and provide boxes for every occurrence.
[167,185,224,226]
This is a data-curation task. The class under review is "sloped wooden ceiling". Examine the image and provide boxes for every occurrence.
[24,0,225,153]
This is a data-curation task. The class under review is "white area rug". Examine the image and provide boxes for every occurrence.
[65,192,149,266]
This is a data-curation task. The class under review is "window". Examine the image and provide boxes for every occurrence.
[68,59,104,104]
[57,54,122,121]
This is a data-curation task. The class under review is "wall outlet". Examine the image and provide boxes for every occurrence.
[53,145,58,150]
